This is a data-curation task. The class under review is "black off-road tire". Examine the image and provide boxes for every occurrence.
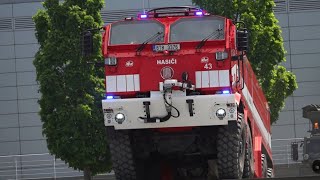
[243,126,254,178]
[217,113,247,179]
[267,168,274,178]
[106,127,140,180]
[261,154,268,178]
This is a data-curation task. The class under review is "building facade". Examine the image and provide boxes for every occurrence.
[271,0,320,165]
[0,0,320,178]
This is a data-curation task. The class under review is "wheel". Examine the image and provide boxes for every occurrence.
[312,160,320,174]
[106,127,161,180]
[217,113,247,179]
[106,127,141,180]
[243,125,254,178]
[261,154,268,178]
[267,168,274,178]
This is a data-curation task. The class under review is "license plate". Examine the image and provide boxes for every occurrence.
[153,44,180,52]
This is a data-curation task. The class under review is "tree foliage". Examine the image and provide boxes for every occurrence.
[33,0,111,176]
[192,0,298,123]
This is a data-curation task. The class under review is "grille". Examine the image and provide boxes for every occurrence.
[0,18,13,31]
[274,0,287,13]
[14,17,35,30]
[289,0,320,11]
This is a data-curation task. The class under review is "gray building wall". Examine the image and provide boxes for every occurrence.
[0,0,192,155]
[272,0,320,148]
[0,2,44,155]
[0,0,193,179]
[0,1,58,179]
[271,0,320,166]
[0,0,319,178]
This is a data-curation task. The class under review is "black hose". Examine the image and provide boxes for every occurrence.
[139,89,181,123]
[139,112,171,123]
[163,89,180,118]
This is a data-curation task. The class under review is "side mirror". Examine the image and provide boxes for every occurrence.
[237,28,248,52]
[291,142,299,161]
[82,31,93,57]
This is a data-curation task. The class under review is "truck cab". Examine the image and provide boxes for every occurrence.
[301,105,320,174]
[102,7,241,129]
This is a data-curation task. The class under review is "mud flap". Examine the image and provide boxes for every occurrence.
[254,136,262,177]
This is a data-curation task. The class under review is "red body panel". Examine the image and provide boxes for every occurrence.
[231,57,273,176]
[103,16,231,96]
[254,136,263,177]
[105,52,229,93]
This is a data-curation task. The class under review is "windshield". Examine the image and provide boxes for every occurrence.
[170,17,225,42]
[110,20,165,45]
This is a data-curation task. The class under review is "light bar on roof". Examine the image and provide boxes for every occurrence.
[157,12,186,17]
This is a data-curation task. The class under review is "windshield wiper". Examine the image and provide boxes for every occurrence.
[136,32,163,53]
[196,28,223,50]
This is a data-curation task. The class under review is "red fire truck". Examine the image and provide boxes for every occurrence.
[88,6,274,179]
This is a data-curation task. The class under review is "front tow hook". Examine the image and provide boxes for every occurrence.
[143,101,151,122]
[186,99,194,117]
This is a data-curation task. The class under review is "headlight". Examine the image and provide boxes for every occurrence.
[216,108,226,119]
[304,154,309,160]
[115,113,125,124]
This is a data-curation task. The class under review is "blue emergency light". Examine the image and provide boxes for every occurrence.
[195,11,203,16]
[140,14,148,18]
[106,96,114,99]
[223,90,230,94]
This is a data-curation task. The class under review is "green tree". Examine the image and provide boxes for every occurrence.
[33,0,111,179]
[193,0,298,123]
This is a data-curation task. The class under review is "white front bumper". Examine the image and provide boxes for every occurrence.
[102,91,238,130]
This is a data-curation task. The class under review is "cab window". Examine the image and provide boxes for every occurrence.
[110,20,165,45]
[170,17,225,42]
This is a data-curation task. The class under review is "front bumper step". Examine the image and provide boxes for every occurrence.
[102,91,238,130]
